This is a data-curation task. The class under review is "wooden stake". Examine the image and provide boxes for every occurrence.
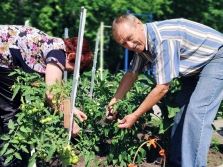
[63,99,70,128]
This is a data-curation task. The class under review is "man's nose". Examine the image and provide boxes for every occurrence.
[126,41,133,49]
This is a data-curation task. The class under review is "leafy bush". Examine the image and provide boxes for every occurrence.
[0,69,183,167]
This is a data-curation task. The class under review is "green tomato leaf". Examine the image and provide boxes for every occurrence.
[0,143,9,156]
[12,85,20,100]
[14,152,22,160]
[20,126,28,133]
[8,120,15,130]
[21,145,29,153]
[0,135,10,141]
[4,154,13,164]
[113,122,119,127]
[4,148,14,155]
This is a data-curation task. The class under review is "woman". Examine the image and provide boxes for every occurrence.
[0,25,92,167]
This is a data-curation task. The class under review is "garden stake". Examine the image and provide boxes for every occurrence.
[63,28,69,82]
[89,29,100,99]
[25,95,37,167]
[63,99,71,128]
[69,6,87,144]
[128,138,166,167]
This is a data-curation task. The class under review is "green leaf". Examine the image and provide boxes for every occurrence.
[108,153,114,162]
[0,143,9,156]
[28,154,36,167]
[21,145,29,153]
[8,120,15,130]
[167,105,180,118]
[22,89,34,97]
[10,139,19,144]
[8,71,17,76]
[112,159,118,165]
[12,85,20,100]
[120,160,126,167]
[113,122,119,127]
[127,154,131,162]
[137,155,142,164]
[4,148,14,155]
[139,148,146,157]
[121,151,127,159]
[159,118,174,134]
[4,154,13,164]
[0,135,10,141]
[46,145,56,161]
[20,126,28,133]
[14,152,22,160]
[118,154,123,162]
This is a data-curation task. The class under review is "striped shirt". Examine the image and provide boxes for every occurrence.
[128,18,223,84]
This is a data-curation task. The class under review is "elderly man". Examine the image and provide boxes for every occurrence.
[106,14,223,167]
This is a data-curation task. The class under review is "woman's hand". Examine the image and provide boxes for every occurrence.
[71,120,80,137]
[73,108,87,122]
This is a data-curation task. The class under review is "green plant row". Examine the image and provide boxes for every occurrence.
[5,69,222,166]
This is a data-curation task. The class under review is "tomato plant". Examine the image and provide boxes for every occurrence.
[0,68,185,167]
[0,69,78,167]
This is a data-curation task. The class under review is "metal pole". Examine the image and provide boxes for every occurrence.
[124,49,129,72]
[100,22,104,80]
[124,10,130,72]
[24,20,29,26]
[63,28,69,82]
[69,6,87,143]
[89,30,100,99]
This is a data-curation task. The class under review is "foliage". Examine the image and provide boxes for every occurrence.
[0,69,78,167]
[73,70,181,166]
[1,0,223,73]
[159,0,223,32]
[0,69,180,166]
[2,68,223,166]
[211,137,220,153]
[0,0,171,73]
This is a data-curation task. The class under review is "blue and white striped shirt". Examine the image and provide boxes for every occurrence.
[128,18,223,84]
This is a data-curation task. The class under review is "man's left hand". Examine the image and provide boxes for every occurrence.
[117,113,138,129]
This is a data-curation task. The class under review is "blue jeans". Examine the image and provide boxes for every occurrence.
[170,47,223,167]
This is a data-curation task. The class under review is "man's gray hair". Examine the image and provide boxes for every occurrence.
[112,14,137,34]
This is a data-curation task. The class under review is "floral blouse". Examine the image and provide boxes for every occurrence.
[0,25,66,73]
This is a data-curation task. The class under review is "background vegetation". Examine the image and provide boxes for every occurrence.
[1,0,223,73]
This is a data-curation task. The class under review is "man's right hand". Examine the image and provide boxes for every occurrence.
[106,72,138,120]
[106,105,117,120]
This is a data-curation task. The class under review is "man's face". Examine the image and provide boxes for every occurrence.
[113,19,146,53]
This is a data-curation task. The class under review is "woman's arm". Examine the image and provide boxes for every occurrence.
[45,63,63,106]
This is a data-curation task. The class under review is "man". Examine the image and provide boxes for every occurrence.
[106,14,223,167]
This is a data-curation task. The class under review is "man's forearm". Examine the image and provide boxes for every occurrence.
[134,83,170,118]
